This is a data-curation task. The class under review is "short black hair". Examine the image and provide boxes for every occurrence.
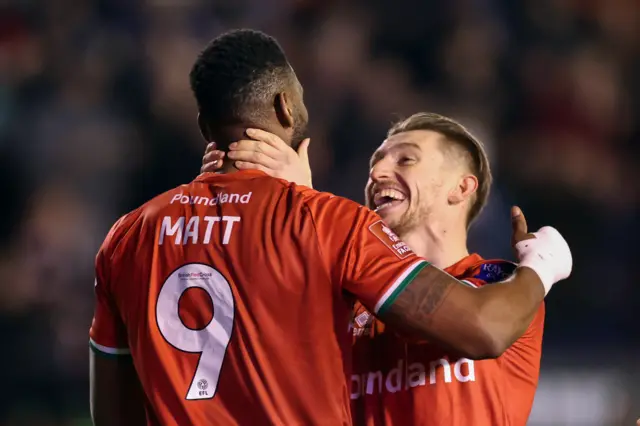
[190,29,293,123]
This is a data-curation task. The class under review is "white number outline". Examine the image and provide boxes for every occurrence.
[155,263,235,400]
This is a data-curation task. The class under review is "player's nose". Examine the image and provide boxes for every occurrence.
[369,159,394,182]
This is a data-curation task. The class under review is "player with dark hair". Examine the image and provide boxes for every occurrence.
[190,29,309,154]
[89,30,572,426]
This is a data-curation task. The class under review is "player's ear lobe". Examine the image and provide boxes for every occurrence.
[448,175,478,205]
[274,92,294,130]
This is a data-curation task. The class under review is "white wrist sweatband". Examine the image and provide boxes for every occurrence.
[515,226,572,295]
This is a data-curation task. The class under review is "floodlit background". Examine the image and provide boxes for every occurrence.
[0,0,638,425]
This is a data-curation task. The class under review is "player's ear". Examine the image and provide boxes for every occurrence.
[448,174,478,205]
[274,91,295,130]
[197,113,213,142]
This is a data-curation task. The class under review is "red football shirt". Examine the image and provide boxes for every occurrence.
[90,170,428,426]
[350,253,545,426]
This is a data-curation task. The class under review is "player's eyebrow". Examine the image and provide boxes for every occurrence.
[369,142,422,168]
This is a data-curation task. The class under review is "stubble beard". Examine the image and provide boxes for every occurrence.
[290,111,308,150]
[389,203,431,240]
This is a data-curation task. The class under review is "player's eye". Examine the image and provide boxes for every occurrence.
[398,157,416,166]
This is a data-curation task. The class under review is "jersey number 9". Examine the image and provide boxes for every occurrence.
[156,263,235,400]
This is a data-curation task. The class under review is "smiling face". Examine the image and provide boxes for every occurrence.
[365,130,469,236]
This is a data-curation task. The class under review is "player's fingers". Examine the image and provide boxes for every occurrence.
[235,161,271,174]
[205,141,217,154]
[201,160,223,173]
[202,149,225,164]
[228,149,279,169]
[511,206,534,244]
[201,151,225,173]
[246,128,289,150]
[297,138,311,163]
[230,139,281,160]
[201,161,223,173]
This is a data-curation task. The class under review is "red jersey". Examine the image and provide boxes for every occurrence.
[350,254,545,426]
[89,170,429,426]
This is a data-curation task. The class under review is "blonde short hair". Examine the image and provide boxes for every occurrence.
[387,112,492,227]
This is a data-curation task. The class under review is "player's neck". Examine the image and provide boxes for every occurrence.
[217,159,240,174]
[401,220,469,269]
[204,125,250,174]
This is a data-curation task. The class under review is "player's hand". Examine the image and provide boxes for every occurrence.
[510,206,536,246]
[227,128,313,188]
[511,206,573,295]
[201,142,225,173]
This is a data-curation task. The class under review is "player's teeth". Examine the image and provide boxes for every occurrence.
[377,189,405,202]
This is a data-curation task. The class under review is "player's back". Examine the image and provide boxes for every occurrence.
[93,171,354,425]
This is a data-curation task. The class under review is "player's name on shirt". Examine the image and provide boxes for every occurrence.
[159,216,240,245]
[170,191,252,206]
[351,357,475,400]
[160,190,252,246]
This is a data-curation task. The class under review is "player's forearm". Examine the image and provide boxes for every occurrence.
[467,266,545,356]
[422,267,544,359]
[379,265,544,359]
[379,264,496,358]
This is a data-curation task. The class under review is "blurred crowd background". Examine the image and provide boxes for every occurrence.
[0,0,638,425]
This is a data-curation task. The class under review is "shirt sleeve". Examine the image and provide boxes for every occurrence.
[89,222,130,356]
[304,192,429,315]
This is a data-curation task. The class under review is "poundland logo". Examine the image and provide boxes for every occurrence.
[351,357,475,399]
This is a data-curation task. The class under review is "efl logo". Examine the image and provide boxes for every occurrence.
[368,220,413,259]
[355,311,372,328]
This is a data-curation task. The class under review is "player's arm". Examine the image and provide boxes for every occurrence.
[376,209,568,359]
[89,246,146,426]
[90,350,146,426]
[310,196,571,360]
[378,262,543,359]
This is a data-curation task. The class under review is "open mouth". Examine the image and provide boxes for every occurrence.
[373,188,407,213]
